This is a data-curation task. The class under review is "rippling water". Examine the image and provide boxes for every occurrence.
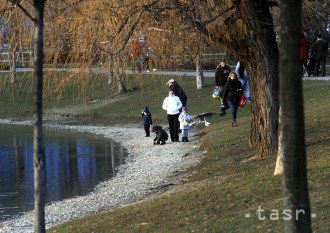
[0,124,127,221]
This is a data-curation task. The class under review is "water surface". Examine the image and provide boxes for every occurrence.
[0,124,127,221]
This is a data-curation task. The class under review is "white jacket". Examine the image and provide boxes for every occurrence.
[162,95,182,115]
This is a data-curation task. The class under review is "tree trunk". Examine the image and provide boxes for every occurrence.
[279,0,312,232]
[196,53,204,89]
[108,41,114,85]
[10,48,17,84]
[33,0,46,232]
[114,53,126,93]
[239,1,280,159]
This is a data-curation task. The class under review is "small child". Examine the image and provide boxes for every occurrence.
[178,106,191,142]
[141,106,152,137]
[151,125,168,145]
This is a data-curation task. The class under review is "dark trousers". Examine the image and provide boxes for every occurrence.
[167,114,179,141]
[227,99,238,121]
[315,56,326,76]
[144,124,150,136]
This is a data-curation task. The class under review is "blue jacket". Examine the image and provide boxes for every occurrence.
[179,112,191,130]
[142,108,152,125]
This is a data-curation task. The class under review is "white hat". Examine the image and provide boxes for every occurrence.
[167,79,175,84]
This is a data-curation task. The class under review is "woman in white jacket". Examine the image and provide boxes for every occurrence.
[162,88,182,142]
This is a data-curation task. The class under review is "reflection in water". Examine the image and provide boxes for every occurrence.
[0,124,127,221]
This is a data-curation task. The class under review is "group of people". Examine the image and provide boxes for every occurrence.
[141,79,190,145]
[300,33,329,77]
[141,35,327,143]
[214,58,250,127]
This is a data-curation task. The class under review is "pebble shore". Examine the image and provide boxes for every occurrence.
[0,121,200,233]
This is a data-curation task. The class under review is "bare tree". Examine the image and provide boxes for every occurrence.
[5,0,47,232]
[278,0,312,232]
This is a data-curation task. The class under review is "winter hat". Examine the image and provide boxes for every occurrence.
[143,106,149,113]
[167,79,175,84]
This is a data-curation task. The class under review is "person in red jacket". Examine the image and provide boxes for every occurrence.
[300,33,309,76]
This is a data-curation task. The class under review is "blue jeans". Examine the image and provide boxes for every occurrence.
[182,129,189,139]
[227,99,238,121]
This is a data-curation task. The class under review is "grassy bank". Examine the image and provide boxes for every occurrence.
[0,72,328,232]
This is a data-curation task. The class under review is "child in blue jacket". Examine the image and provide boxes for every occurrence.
[141,106,152,137]
[178,106,191,142]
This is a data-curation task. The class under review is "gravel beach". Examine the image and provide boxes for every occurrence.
[0,120,201,233]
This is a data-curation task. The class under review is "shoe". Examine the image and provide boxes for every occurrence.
[232,121,237,127]
[174,139,180,142]
[147,70,150,72]
[145,135,150,137]
[153,68,157,72]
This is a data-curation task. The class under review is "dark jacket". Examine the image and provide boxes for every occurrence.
[169,83,187,107]
[223,79,243,104]
[215,64,231,86]
[152,125,168,144]
[141,107,152,125]
[312,39,329,59]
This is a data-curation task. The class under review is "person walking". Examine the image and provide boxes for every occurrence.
[141,106,152,137]
[167,79,187,107]
[162,87,182,142]
[214,58,231,97]
[235,61,251,102]
[167,79,187,133]
[222,71,244,127]
[311,33,329,77]
[178,106,191,142]
[300,33,310,76]
[215,58,231,112]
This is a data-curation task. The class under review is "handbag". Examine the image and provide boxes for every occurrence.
[182,119,188,127]
[238,95,247,107]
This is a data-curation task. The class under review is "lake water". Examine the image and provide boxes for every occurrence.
[0,124,127,221]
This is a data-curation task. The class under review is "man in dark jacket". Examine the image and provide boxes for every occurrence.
[167,79,187,107]
[312,34,329,77]
[214,58,231,95]
[215,58,231,110]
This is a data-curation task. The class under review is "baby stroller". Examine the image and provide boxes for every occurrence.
[303,53,315,77]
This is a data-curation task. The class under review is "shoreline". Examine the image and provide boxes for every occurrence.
[0,120,201,233]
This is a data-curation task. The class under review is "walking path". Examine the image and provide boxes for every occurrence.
[2,67,330,80]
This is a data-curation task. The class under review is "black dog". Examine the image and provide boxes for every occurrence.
[151,125,168,145]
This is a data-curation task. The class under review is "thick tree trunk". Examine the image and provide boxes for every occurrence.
[279,0,312,232]
[33,0,46,232]
[242,1,280,159]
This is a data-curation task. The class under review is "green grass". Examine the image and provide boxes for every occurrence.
[0,72,328,232]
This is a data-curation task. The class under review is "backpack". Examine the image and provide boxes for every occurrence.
[212,89,221,99]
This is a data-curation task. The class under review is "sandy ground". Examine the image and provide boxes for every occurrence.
[0,120,203,233]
